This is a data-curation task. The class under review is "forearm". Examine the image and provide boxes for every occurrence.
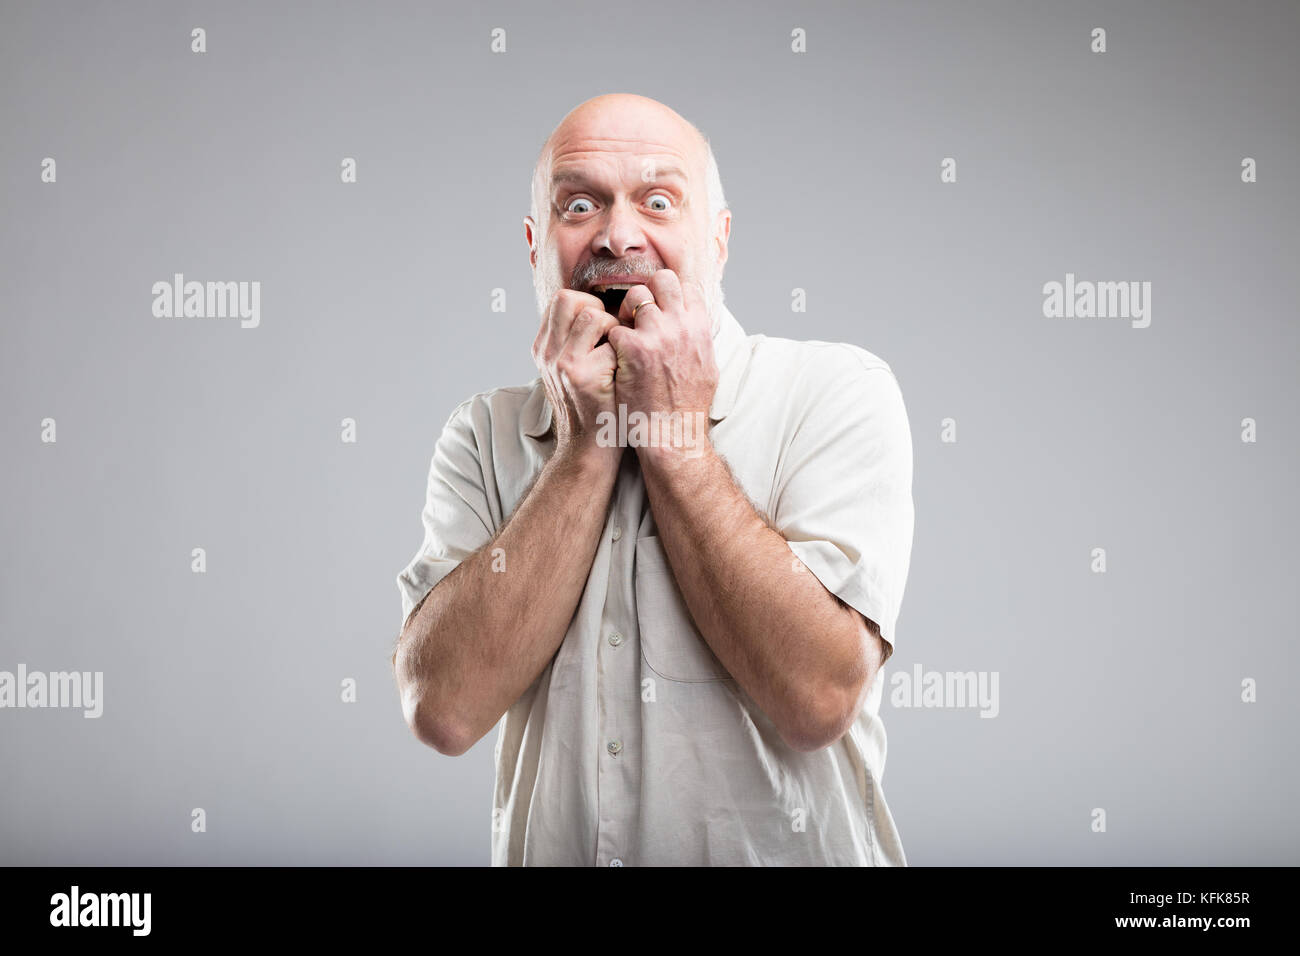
[640,442,871,751]
[396,447,620,754]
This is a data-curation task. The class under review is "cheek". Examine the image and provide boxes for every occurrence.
[654,237,693,273]
[542,234,577,278]
[663,239,709,281]
[560,232,593,270]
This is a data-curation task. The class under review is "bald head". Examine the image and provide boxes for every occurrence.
[529,93,726,230]
[523,93,732,326]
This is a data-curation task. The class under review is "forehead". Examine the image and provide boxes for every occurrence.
[548,140,693,188]
[541,101,706,190]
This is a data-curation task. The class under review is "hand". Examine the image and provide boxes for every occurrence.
[532,289,622,467]
[606,269,718,461]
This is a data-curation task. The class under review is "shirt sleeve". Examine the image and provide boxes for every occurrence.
[772,352,915,653]
[396,400,496,630]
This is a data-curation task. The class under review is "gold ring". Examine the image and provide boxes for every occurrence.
[631,298,655,320]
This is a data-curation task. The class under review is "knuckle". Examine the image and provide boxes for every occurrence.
[652,269,678,292]
[552,290,580,316]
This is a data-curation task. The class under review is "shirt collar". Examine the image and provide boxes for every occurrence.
[523,301,751,440]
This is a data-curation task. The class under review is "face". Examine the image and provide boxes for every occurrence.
[525,99,730,329]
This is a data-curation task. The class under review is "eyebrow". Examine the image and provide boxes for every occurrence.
[550,164,690,189]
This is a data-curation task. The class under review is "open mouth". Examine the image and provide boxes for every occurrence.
[595,286,632,315]
[594,288,629,347]
[589,280,648,346]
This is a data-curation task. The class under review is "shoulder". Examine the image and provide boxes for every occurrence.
[745,333,904,408]
[440,379,542,437]
[751,332,896,379]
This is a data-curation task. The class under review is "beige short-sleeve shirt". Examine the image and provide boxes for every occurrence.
[397,303,915,866]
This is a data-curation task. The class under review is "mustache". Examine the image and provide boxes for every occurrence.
[570,257,666,292]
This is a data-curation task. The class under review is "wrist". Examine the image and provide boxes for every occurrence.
[637,430,715,477]
[552,438,623,480]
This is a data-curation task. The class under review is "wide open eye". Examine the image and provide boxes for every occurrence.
[565,197,595,214]
[646,193,673,212]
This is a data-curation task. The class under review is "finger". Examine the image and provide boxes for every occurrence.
[681,275,708,314]
[551,289,607,342]
[566,307,619,354]
[592,310,621,348]
[619,285,661,329]
[647,269,684,314]
[605,322,638,355]
[532,319,550,367]
[591,342,617,380]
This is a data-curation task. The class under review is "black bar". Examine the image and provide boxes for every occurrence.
[1,865,1276,942]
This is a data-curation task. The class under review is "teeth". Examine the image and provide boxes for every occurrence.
[594,282,638,291]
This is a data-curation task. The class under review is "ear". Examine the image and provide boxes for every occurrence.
[713,209,731,275]
[523,216,539,269]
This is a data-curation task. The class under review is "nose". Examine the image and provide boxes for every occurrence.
[591,197,647,259]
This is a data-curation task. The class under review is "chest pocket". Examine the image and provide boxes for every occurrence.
[634,535,733,682]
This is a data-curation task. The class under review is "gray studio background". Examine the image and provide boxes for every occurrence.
[1,0,1296,865]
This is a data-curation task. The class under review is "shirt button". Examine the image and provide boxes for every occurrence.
[608,631,624,647]
[609,858,624,867]
[607,739,622,757]
[611,526,622,541]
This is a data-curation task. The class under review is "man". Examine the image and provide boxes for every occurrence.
[393,93,915,866]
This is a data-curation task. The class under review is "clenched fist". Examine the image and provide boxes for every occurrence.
[605,269,719,461]
[532,289,623,466]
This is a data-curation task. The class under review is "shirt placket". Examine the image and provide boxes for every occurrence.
[593,449,646,867]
